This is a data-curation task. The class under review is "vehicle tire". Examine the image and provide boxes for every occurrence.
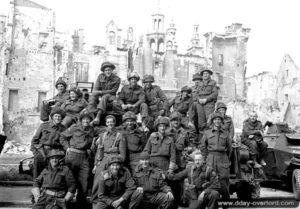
[292,169,300,200]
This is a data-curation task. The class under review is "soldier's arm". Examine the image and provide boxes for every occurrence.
[33,169,46,188]
[226,134,232,158]
[118,87,126,105]
[68,99,88,113]
[121,170,137,201]
[142,134,153,154]
[93,75,101,92]
[200,134,208,161]
[30,125,43,152]
[158,172,172,193]
[134,89,145,107]
[205,82,218,102]
[170,168,189,181]
[169,140,177,170]
[65,167,76,193]
[168,97,176,110]
[157,87,169,110]
[98,177,114,205]
[203,169,221,193]
[60,126,74,150]
[229,120,235,140]
[53,92,70,106]
[118,134,127,162]
[101,77,121,95]
[188,103,196,124]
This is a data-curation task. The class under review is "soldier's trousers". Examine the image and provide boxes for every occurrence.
[113,102,149,119]
[129,191,173,209]
[242,138,268,158]
[93,195,126,209]
[65,151,90,205]
[32,193,66,209]
[61,115,75,128]
[91,156,109,202]
[206,152,230,200]
[189,102,215,133]
[40,103,52,122]
[127,152,142,174]
[188,190,220,209]
[150,156,170,171]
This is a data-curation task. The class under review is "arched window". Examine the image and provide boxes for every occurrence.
[158,39,164,52]
[109,31,116,45]
[166,41,172,50]
[150,39,156,51]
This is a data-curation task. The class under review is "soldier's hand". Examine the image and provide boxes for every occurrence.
[188,122,195,129]
[136,187,144,194]
[112,197,124,208]
[198,191,205,201]
[121,104,127,110]
[64,192,74,202]
[249,135,254,139]
[92,165,97,174]
[31,187,40,203]
[166,191,174,200]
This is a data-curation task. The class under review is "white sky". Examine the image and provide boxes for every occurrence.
[1,0,299,76]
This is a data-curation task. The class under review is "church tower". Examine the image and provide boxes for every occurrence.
[187,24,204,56]
[166,20,177,51]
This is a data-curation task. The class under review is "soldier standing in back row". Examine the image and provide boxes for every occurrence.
[189,68,218,138]
[85,62,121,126]
[31,108,66,179]
[200,112,232,201]
[143,74,169,118]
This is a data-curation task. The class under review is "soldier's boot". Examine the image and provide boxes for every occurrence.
[91,110,102,126]
[251,155,262,168]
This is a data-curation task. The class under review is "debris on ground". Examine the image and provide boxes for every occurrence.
[2,141,31,155]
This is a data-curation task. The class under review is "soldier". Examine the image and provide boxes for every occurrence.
[91,115,126,202]
[143,74,169,118]
[61,87,88,128]
[167,152,220,209]
[40,78,69,122]
[119,111,147,173]
[242,111,268,168]
[32,149,76,209]
[166,112,190,170]
[60,112,96,207]
[115,72,148,120]
[142,117,176,172]
[208,102,235,140]
[31,108,66,179]
[189,68,218,137]
[200,112,232,200]
[93,154,136,209]
[129,152,174,209]
[86,62,121,125]
[169,86,193,117]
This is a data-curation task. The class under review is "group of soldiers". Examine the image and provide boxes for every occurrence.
[30,61,268,209]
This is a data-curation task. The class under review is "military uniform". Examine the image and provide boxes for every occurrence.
[88,73,121,113]
[168,164,220,209]
[32,150,76,209]
[208,114,235,140]
[143,132,176,171]
[91,128,126,201]
[94,167,136,209]
[144,85,169,118]
[40,78,69,122]
[169,94,193,117]
[61,97,88,127]
[200,125,232,200]
[129,165,173,209]
[189,78,218,133]
[60,121,96,205]
[242,119,268,160]
[31,120,66,179]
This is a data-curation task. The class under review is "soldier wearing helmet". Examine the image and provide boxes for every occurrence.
[40,77,70,122]
[207,102,235,140]
[129,152,174,209]
[169,85,193,127]
[113,71,148,120]
[166,152,220,209]
[60,112,97,207]
[32,149,76,209]
[142,117,176,173]
[118,111,147,173]
[31,108,66,179]
[189,68,218,138]
[142,74,169,118]
[60,87,88,128]
[93,154,136,209]
[200,112,232,201]
[90,114,126,202]
[85,62,121,126]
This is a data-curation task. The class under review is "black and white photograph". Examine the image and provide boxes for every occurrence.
[0,0,300,208]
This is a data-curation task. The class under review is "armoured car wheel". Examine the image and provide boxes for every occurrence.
[292,169,300,200]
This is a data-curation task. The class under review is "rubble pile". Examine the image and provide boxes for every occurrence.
[2,140,31,155]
